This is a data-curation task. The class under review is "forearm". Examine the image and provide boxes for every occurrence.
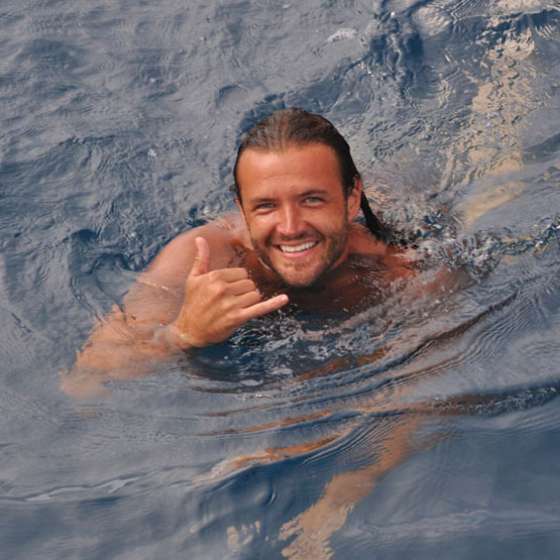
[74,329,177,372]
[61,311,193,398]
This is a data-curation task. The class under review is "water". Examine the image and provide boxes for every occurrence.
[1,1,560,558]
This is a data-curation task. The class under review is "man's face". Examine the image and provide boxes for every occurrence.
[236,143,361,288]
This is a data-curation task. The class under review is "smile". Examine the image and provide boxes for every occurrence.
[278,241,319,254]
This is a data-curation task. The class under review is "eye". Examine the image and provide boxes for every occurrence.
[252,201,276,213]
[303,195,324,206]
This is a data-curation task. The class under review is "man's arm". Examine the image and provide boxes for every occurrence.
[61,224,288,398]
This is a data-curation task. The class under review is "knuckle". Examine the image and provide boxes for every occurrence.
[211,282,226,297]
[240,282,255,295]
[248,290,262,304]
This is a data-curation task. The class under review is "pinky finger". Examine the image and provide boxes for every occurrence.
[239,294,289,321]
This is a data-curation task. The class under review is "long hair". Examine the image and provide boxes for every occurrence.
[233,108,389,243]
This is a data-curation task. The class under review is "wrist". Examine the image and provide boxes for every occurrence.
[157,323,207,350]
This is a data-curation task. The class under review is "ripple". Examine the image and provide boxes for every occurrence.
[2,1,560,558]
[355,507,560,548]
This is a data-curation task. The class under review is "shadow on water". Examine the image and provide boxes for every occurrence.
[1,0,560,559]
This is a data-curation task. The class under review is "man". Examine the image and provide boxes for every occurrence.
[62,108,414,396]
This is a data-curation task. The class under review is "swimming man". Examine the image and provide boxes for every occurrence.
[62,108,415,396]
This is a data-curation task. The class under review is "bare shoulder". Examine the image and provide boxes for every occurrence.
[349,224,417,280]
[142,213,245,287]
[383,245,418,281]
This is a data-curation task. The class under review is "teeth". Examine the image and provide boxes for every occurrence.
[280,241,317,253]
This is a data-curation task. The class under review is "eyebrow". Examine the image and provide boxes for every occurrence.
[298,188,330,197]
[248,188,331,205]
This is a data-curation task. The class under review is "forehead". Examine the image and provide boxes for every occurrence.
[236,143,343,200]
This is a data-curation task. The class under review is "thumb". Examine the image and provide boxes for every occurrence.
[190,236,210,277]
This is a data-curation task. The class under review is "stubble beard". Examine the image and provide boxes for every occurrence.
[251,223,350,289]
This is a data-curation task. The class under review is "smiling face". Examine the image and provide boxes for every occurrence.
[236,143,361,288]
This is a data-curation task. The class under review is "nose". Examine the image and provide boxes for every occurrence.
[276,204,304,237]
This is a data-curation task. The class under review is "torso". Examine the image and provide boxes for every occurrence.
[138,212,417,335]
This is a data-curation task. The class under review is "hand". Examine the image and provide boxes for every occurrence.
[168,237,289,347]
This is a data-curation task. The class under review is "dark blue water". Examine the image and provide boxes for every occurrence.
[2,1,560,558]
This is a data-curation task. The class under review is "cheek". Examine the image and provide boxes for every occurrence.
[247,217,275,241]
[318,212,347,234]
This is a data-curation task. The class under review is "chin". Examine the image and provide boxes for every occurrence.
[276,267,325,289]
[255,246,331,288]
[282,278,316,289]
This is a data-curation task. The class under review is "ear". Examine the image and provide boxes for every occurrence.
[235,196,249,234]
[235,193,255,250]
[346,178,362,221]
[235,195,246,220]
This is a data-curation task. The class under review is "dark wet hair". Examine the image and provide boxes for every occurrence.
[233,108,389,243]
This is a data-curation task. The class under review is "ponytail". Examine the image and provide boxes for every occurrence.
[360,192,390,244]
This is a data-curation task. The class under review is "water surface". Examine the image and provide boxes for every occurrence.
[1,1,560,558]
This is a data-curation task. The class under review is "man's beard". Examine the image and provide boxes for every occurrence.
[251,226,349,289]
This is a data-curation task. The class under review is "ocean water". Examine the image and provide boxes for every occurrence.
[1,1,560,559]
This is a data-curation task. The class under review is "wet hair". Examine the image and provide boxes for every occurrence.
[233,108,389,243]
